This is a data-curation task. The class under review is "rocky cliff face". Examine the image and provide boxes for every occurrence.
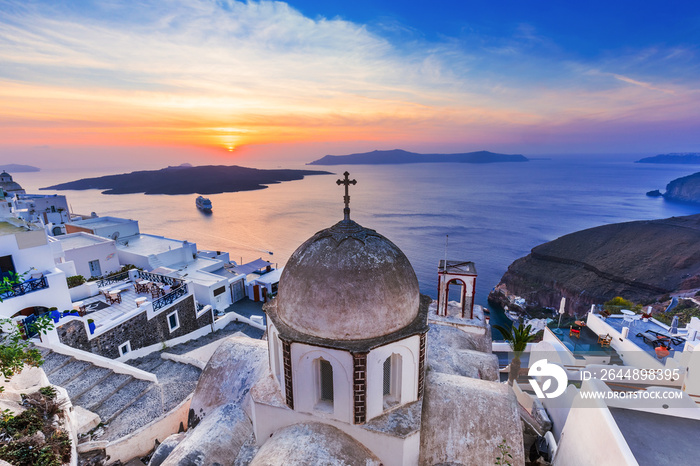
[664,172,700,204]
[489,214,700,316]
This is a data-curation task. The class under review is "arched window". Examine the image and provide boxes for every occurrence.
[314,358,334,412]
[382,354,402,409]
[320,359,334,401]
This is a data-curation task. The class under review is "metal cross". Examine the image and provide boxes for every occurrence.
[336,171,357,220]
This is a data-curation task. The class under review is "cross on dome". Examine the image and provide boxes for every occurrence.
[336,171,357,221]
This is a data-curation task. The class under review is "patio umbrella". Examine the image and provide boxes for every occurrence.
[558,297,566,328]
[670,315,679,335]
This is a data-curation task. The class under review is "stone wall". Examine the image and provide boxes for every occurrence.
[57,296,212,359]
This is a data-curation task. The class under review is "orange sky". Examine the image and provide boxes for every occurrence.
[1,1,699,169]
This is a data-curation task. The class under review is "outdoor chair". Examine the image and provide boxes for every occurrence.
[597,333,612,347]
[151,286,162,298]
[107,292,122,305]
[569,326,581,338]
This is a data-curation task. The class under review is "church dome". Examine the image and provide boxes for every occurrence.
[276,218,420,341]
[0,171,24,194]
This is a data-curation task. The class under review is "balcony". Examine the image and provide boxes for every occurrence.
[0,276,48,300]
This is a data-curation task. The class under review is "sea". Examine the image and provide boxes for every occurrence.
[14,155,700,331]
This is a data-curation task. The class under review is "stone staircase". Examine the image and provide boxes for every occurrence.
[39,348,201,442]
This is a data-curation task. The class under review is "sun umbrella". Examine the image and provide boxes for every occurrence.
[670,315,679,336]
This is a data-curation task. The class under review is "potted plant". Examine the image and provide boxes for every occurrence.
[87,319,96,334]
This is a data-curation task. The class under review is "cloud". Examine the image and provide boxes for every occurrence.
[0,0,699,158]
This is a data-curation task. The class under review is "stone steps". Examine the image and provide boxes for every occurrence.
[102,385,166,442]
[47,359,92,387]
[41,348,201,444]
[41,351,74,376]
[63,366,113,400]
[95,379,155,423]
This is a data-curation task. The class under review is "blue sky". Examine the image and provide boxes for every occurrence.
[0,0,699,168]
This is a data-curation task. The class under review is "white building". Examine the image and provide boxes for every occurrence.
[51,232,121,279]
[152,253,246,313]
[231,258,281,302]
[11,193,70,234]
[65,215,140,240]
[115,233,197,271]
[0,219,72,319]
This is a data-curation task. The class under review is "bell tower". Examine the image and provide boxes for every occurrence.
[437,260,477,319]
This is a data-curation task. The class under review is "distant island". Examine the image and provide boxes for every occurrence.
[41,165,331,195]
[0,164,40,172]
[307,149,528,165]
[636,153,700,164]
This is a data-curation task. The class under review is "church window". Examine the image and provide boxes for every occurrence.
[383,357,391,396]
[319,359,334,402]
[383,354,402,409]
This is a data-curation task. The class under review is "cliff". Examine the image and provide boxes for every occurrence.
[488,214,700,316]
[663,171,700,204]
[308,149,528,165]
[41,165,331,195]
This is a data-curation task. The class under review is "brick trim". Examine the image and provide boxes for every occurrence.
[418,332,427,399]
[353,352,368,424]
[282,339,294,409]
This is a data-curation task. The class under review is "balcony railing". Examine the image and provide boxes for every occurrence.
[0,276,48,301]
[137,270,184,287]
[96,271,130,287]
[153,284,189,312]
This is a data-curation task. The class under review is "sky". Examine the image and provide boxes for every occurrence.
[1,0,699,169]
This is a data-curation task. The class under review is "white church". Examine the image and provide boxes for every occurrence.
[154,173,524,466]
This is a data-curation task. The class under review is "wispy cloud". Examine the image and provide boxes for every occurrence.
[0,0,699,162]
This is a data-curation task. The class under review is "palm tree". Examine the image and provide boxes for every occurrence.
[494,323,536,386]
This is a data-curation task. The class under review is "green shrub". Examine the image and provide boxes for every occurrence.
[65,275,86,288]
[38,386,56,399]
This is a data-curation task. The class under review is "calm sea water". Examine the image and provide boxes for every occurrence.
[15,157,700,330]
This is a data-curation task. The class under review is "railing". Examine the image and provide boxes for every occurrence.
[137,270,184,287]
[0,276,48,300]
[153,284,189,312]
[96,272,130,287]
[22,310,52,338]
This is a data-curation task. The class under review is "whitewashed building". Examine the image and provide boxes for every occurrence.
[65,215,140,240]
[11,193,70,235]
[0,219,72,319]
[51,232,121,279]
[254,212,428,465]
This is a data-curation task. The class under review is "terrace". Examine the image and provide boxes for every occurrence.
[547,322,618,358]
[63,270,188,332]
[604,315,687,357]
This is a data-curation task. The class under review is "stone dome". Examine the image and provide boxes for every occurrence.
[276,218,420,341]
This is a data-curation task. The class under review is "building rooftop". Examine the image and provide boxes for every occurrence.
[0,221,28,236]
[439,260,477,275]
[605,316,686,356]
[68,216,135,230]
[56,232,112,250]
[116,234,188,256]
[167,258,230,286]
[610,407,700,465]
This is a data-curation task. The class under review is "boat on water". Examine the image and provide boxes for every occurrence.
[196,196,212,212]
